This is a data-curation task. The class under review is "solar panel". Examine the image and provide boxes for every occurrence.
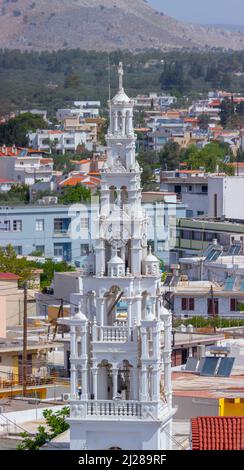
[185,358,199,372]
[205,249,221,262]
[164,275,173,286]
[224,277,236,291]
[196,358,206,374]
[228,244,242,256]
[216,357,235,377]
[200,357,220,376]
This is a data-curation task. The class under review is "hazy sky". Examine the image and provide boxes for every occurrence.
[148,0,244,25]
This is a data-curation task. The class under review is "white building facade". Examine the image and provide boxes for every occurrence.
[60,64,174,451]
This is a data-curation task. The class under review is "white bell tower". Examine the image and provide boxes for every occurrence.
[60,62,175,451]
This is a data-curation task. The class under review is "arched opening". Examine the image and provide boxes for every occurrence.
[141,290,150,320]
[109,185,117,205]
[121,186,128,207]
[104,285,124,326]
[108,447,122,450]
[117,111,122,133]
[97,360,112,400]
[118,360,133,400]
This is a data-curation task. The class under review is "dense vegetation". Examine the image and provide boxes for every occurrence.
[0,112,48,146]
[137,140,234,189]
[17,407,69,450]
[0,244,75,289]
[2,49,244,116]
[174,316,244,328]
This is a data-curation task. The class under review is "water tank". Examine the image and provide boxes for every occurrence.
[197,344,206,359]
[180,324,187,333]
[187,324,194,333]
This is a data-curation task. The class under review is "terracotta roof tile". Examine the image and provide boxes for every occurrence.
[191,417,244,450]
[0,272,20,280]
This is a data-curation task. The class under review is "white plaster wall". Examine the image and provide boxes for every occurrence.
[182,193,208,217]
[70,421,164,450]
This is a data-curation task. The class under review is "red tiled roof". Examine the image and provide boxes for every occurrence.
[191,417,244,451]
[0,179,16,183]
[0,272,20,280]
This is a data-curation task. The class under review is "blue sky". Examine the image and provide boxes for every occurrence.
[148,0,244,25]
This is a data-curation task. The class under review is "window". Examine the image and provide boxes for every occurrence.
[14,246,22,255]
[36,246,45,256]
[80,218,89,229]
[188,185,192,192]
[13,220,22,232]
[183,230,193,240]
[80,244,89,256]
[197,211,204,216]
[182,298,195,311]
[36,219,44,232]
[230,299,238,312]
[202,185,208,193]
[157,241,165,252]
[54,218,71,233]
[0,220,10,232]
[205,232,215,242]
[193,231,203,241]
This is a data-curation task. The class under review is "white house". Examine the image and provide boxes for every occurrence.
[28,130,93,154]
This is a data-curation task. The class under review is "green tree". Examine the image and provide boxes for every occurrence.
[219,98,235,127]
[0,113,48,146]
[198,114,210,130]
[17,407,70,450]
[0,245,36,283]
[59,184,91,204]
[159,142,181,170]
[39,260,75,290]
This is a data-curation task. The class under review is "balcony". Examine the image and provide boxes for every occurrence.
[99,326,130,342]
[70,400,162,420]
[53,229,71,238]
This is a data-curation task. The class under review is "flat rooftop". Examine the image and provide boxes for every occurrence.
[172,369,244,400]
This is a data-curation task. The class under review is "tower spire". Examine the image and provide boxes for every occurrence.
[118,61,124,91]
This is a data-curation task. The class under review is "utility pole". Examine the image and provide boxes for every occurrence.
[22,282,28,397]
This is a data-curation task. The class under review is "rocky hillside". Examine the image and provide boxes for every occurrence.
[1,0,244,51]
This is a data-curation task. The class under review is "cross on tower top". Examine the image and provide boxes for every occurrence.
[118,62,124,91]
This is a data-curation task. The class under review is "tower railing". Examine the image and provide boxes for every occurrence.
[101,326,129,342]
[70,400,164,420]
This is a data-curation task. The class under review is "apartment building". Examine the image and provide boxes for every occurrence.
[0,193,186,266]
[0,154,54,186]
[28,129,93,154]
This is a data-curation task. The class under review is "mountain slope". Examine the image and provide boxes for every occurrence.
[1,0,244,51]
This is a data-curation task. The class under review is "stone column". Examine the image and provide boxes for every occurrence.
[71,364,77,396]
[92,367,98,400]
[153,327,160,358]
[140,365,148,401]
[112,367,119,397]
[122,112,126,136]
[70,326,77,358]
[81,363,88,400]
[128,112,133,134]
[141,328,148,359]
[114,112,118,133]
[152,365,160,402]
[132,366,138,401]
[100,299,105,327]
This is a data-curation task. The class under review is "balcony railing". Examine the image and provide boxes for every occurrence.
[100,326,129,342]
[70,400,161,420]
